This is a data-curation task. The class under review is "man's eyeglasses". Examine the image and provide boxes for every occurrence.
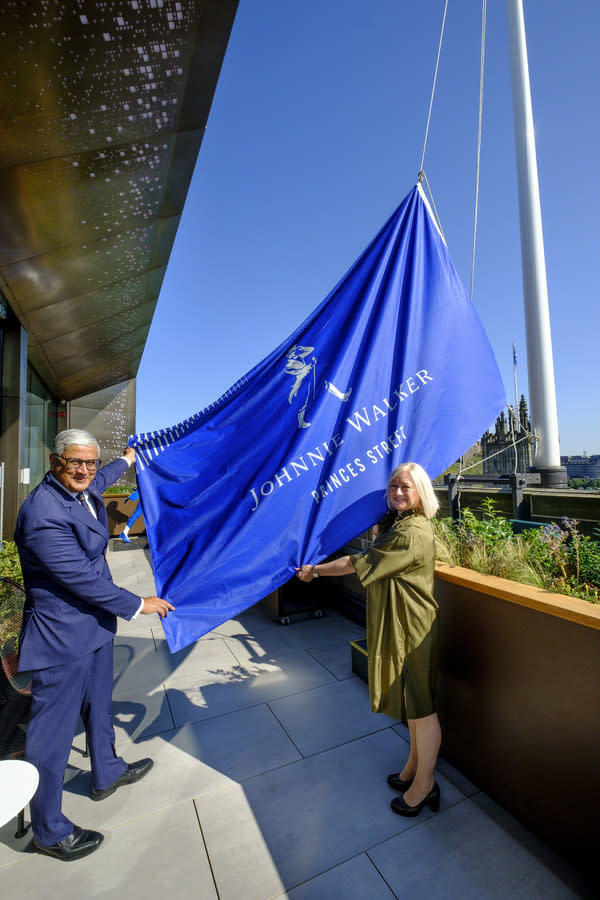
[58,456,102,472]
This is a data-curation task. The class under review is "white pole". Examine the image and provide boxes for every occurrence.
[512,342,520,432]
[506,0,566,484]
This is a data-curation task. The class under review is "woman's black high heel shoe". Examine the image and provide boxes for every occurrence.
[387,773,414,792]
[390,782,440,817]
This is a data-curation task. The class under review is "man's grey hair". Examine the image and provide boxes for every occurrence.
[54,429,99,457]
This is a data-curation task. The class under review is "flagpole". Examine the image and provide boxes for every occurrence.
[506,0,567,485]
[512,343,520,432]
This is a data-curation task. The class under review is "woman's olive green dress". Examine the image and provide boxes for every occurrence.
[351,509,439,722]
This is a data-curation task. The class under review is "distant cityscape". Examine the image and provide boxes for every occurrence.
[560,454,600,482]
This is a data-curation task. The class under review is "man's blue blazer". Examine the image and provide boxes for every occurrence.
[15,458,142,672]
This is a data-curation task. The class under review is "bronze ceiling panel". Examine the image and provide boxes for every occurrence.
[50,320,154,378]
[58,346,146,399]
[25,276,162,342]
[0,0,239,400]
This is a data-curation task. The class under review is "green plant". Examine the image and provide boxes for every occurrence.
[102,484,136,496]
[433,501,600,604]
[522,519,600,602]
[0,542,24,648]
[0,540,23,583]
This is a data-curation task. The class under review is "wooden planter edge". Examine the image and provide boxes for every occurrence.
[435,561,600,630]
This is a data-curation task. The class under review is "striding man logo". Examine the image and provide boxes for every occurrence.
[284,345,352,429]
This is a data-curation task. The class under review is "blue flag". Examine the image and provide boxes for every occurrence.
[129,184,505,652]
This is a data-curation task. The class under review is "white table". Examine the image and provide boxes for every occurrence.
[0,759,39,828]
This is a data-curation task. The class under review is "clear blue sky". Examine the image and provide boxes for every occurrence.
[136,0,599,456]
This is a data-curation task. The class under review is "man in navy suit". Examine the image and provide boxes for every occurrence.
[15,429,173,861]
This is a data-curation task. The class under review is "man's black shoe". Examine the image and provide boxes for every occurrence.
[91,757,154,801]
[34,825,103,861]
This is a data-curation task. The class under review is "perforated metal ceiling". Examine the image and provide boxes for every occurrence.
[0,0,238,400]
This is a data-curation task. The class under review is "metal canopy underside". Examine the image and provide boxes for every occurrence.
[0,0,238,401]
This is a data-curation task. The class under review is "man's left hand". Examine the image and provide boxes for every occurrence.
[142,596,175,618]
[123,447,136,465]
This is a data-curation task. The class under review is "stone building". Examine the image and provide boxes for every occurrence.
[481,396,533,475]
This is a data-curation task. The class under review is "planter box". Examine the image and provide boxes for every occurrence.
[350,638,368,682]
[102,494,145,538]
[434,563,600,884]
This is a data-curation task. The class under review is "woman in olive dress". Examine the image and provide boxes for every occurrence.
[296,462,441,817]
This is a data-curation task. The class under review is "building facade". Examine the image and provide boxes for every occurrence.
[561,455,600,481]
[481,396,534,476]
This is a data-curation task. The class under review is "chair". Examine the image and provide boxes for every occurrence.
[0,576,32,838]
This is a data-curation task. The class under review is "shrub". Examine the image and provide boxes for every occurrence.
[0,542,23,646]
[433,502,599,604]
[0,540,23,583]
[102,483,136,496]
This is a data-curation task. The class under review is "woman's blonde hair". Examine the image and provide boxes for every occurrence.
[386,462,439,519]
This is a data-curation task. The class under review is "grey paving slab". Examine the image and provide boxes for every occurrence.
[195,729,464,900]
[0,801,216,900]
[269,677,400,757]
[62,703,301,832]
[222,613,365,661]
[470,793,594,897]
[112,634,173,695]
[116,610,157,637]
[107,542,156,595]
[135,574,159,596]
[159,634,249,686]
[195,782,287,900]
[110,571,147,592]
[367,798,580,899]
[305,638,362,680]
[282,853,396,899]
[111,685,175,742]
[0,816,27,868]
[165,650,337,728]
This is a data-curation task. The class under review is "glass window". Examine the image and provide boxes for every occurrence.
[25,365,59,493]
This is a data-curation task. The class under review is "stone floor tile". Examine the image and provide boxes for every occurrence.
[305,638,362,680]
[158,634,244,685]
[0,801,216,899]
[112,634,174,696]
[165,651,336,727]
[268,677,400,756]
[63,703,301,832]
[196,782,286,900]
[195,729,463,899]
[283,853,396,899]
[368,799,580,899]
[111,686,175,742]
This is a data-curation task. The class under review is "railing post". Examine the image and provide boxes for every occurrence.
[509,473,526,520]
[446,474,460,521]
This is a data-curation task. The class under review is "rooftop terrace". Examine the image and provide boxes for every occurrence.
[0,540,592,898]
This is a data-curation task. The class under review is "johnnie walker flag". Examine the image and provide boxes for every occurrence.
[129,184,505,652]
